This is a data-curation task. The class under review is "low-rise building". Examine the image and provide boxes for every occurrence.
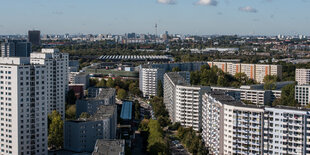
[69,72,90,89]
[76,88,116,117]
[92,139,125,155]
[64,105,117,153]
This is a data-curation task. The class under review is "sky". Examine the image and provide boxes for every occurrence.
[0,0,309,36]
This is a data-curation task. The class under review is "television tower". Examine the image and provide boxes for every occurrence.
[155,23,158,43]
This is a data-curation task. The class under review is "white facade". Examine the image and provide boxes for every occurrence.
[296,69,310,85]
[163,72,209,131]
[202,91,310,155]
[69,72,89,89]
[202,92,264,155]
[211,86,280,105]
[30,48,69,118]
[264,107,310,154]
[0,57,47,155]
[295,85,310,106]
[139,67,164,97]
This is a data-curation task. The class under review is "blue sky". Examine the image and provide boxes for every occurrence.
[0,0,309,35]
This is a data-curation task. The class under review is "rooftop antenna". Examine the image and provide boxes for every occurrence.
[155,23,158,44]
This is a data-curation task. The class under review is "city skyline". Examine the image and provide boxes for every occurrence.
[0,0,309,35]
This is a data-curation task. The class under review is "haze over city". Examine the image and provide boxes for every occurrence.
[2,1,310,155]
[0,0,309,35]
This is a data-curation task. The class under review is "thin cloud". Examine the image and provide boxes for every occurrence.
[52,11,64,15]
[157,0,176,4]
[195,0,218,6]
[239,6,258,13]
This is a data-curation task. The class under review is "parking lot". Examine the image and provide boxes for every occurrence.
[170,140,190,155]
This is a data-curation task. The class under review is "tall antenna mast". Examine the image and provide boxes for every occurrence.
[155,23,158,44]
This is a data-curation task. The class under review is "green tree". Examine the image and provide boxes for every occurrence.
[96,79,106,87]
[147,120,167,155]
[117,88,127,100]
[65,104,76,120]
[106,77,115,88]
[89,78,99,87]
[48,110,64,149]
[66,89,77,105]
[129,82,141,96]
[281,84,299,106]
[172,67,180,72]
[79,112,90,119]
[263,75,278,90]
[235,72,248,85]
[157,80,163,97]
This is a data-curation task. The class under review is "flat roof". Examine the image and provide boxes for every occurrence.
[120,101,132,120]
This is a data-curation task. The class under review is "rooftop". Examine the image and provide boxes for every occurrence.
[87,87,116,100]
[92,139,125,155]
[208,91,310,111]
[165,72,190,86]
[120,101,132,120]
[72,105,116,122]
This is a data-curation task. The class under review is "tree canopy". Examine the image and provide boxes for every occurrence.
[117,88,128,100]
[272,83,299,107]
[48,111,64,149]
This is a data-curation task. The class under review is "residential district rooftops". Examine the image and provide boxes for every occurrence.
[73,105,116,122]
[120,101,132,120]
[87,87,115,100]
[92,139,125,155]
[208,91,310,111]
[166,72,190,86]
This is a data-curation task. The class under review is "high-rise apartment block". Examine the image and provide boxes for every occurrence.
[139,62,208,97]
[1,40,32,57]
[0,57,48,155]
[202,91,310,155]
[296,69,310,85]
[295,85,310,106]
[28,30,41,46]
[140,62,281,97]
[164,72,210,131]
[139,67,165,97]
[30,48,69,118]
[211,86,281,105]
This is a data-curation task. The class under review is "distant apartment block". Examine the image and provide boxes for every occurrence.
[207,62,282,83]
[295,85,310,106]
[64,105,117,153]
[0,57,48,155]
[139,67,165,97]
[1,40,32,57]
[202,91,310,155]
[28,30,41,46]
[296,69,310,85]
[211,86,281,105]
[139,62,208,97]
[76,88,116,117]
[164,72,210,131]
[69,72,90,89]
[30,48,69,118]
[69,60,79,72]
